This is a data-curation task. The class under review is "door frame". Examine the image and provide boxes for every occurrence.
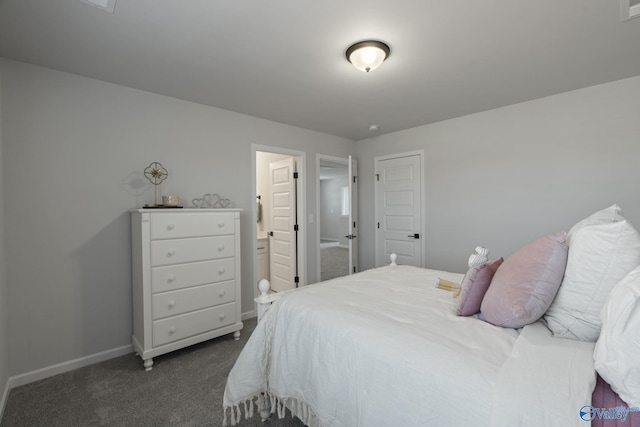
[374,150,425,268]
[316,154,356,283]
[252,144,307,299]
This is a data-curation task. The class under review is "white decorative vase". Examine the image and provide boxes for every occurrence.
[468,246,489,268]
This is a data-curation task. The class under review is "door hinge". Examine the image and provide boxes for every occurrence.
[353,266,356,273]
[377,222,380,229]
[293,171,299,179]
[294,224,299,231]
[294,276,300,284]
[375,174,380,181]
[353,221,356,229]
[353,175,357,183]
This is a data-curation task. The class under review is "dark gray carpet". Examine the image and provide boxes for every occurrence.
[1,317,305,427]
[320,246,349,281]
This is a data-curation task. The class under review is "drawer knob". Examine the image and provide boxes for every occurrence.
[167,275,176,283]
[218,222,225,228]
[218,268,225,275]
[219,290,226,298]
[166,224,175,231]
[167,249,175,257]
[218,245,225,251]
[168,300,176,308]
[219,313,225,321]
[168,326,176,335]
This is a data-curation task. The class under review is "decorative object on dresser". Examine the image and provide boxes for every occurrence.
[143,161,169,207]
[161,195,180,207]
[131,208,243,370]
[192,193,232,208]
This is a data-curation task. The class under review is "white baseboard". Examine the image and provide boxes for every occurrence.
[8,344,133,390]
[1,375,10,422]
[1,314,258,411]
[242,309,256,321]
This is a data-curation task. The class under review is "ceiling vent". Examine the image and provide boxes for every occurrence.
[621,0,640,21]
[81,0,117,14]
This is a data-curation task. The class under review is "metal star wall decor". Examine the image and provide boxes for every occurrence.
[144,161,168,205]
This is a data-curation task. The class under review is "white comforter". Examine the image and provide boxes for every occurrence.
[223,265,596,427]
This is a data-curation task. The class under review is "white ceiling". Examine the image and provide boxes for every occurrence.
[1,0,640,140]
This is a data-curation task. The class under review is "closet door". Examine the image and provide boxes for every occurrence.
[375,153,423,267]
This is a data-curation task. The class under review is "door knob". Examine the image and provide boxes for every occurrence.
[408,233,420,239]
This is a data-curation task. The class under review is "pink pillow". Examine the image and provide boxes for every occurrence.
[479,232,568,328]
[456,258,504,316]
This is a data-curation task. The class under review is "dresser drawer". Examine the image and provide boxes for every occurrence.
[151,235,235,266]
[153,303,236,347]
[152,280,236,320]
[151,212,235,240]
[151,258,235,293]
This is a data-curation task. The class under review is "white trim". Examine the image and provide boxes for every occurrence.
[7,344,133,389]
[1,376,9,421]
[374,150,426,268]
[251,144,307,302]
[620,0,640,21]
[241,309,256,320]
[80,0,117,13]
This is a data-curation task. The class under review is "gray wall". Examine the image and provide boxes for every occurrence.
[0,58,355,377]
[356,75,640,274]
[0,61,9,415]
[2,54,640,387]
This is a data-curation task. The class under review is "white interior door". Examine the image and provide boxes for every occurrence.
[269,157,296,292]
[348,155,358,274]
[375,154,422,267]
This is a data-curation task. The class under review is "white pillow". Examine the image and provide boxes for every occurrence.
[594,266,640,407]
[544,209,640,341]
[565,204,623,245]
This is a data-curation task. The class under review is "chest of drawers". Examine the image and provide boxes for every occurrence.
[131,208,242,370]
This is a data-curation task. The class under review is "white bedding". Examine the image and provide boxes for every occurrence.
[223,265,596,427]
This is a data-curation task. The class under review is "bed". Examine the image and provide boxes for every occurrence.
[223,205,640,427]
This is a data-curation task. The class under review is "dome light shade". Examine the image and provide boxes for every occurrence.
[346,40,390,73]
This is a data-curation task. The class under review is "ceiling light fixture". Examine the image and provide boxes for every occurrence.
[345,40,390,73]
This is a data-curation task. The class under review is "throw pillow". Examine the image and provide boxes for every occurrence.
[456,258,504,316]
[566,204,622,246]
[594,266,640,407]
[544,218,640,341]
[479,232,567,328]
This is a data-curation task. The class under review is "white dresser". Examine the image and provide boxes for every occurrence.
[131,208,243,370]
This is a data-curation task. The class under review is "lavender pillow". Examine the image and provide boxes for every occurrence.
[479,232,568,328]
[456,258,504,316]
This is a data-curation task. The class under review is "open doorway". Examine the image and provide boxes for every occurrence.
[316,155,357,282]
[253,147,306,299]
